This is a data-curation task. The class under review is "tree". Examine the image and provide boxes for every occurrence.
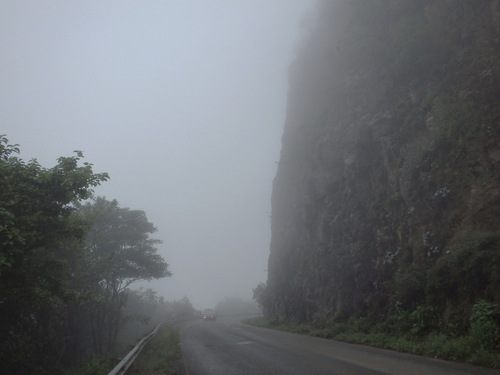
[118,288,164,345]
[75,197,171,354]
[172,296,196,318]
[0,135,108,272]
[0,137,173,373]
[253,282,270,316]
[0,135,109,374]
[215,296,260,316]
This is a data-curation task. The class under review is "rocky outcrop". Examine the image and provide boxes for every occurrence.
[266,0,500,323]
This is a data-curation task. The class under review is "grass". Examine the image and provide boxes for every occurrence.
[128,325,181,375]
[64,355,114,375]
[63,325,181,375]
[243,317,500,369]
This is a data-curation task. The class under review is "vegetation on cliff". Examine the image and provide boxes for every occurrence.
[262,0,500,362]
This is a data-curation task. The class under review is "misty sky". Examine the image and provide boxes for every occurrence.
[0,0,313,309]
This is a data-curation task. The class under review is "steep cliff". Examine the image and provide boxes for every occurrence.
[266,0,500,327]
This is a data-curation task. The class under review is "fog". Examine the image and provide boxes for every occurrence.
[0,1,313,309]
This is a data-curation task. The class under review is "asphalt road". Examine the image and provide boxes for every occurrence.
[178,315,500,375]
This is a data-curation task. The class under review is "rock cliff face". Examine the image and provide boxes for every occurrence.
[266,0,500,323]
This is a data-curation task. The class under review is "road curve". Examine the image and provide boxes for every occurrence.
[178,315,499,375]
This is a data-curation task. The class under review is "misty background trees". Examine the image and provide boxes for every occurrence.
[0,136,172,374]
[118,289,196,349]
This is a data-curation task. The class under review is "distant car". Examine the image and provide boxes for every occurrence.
[202,308,216,321]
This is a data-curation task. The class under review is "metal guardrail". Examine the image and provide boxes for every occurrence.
[107,320,172,375]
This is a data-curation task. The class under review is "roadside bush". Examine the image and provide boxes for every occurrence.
[408,306,439,336]
[469,300,500,351]
[471,349,500,368]
[64,355,112,375]
[347,315,372,334]
[424,334,473,360]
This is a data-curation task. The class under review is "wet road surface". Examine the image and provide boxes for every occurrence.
[178,315,499,375]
